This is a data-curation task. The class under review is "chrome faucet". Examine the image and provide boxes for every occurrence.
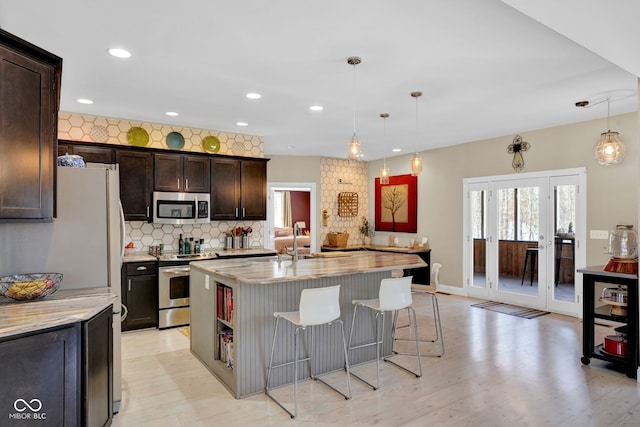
[291,223,300,264]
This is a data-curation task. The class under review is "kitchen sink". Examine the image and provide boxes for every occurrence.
[253,257,280,263]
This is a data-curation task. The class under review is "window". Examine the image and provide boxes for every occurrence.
[273,191,284,228]
[555,185,576,233]
[497,187,539,241]
[470,190,485,239]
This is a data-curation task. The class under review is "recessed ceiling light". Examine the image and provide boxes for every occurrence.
[392,148,402,152]
[309,105,323,111]
[236,122,248,127]
[77,98,93,105]
[165,111,179,117]
[287,146,297,149]
[246,93,261,99]
[108,48,131,58]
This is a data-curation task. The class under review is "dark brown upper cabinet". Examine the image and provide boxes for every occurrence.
[154,153,210,193]
[58,142,115,164]
[116,149,153,221]
[210,158,267,220]
[0,29,62,221]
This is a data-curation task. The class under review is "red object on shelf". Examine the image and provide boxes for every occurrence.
[603,335,627,357]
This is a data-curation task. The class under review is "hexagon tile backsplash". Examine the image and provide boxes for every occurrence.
[125,221,264,253]
[319,157,368,246]
[58,112,264,158]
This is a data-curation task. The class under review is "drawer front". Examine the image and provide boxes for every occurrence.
[126,262,156,276]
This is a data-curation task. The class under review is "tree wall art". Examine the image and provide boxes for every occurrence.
[374,174,417,233]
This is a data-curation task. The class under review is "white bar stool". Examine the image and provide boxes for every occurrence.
[265,284,351,419]
[394,263,445,357]
[347,275,422,390]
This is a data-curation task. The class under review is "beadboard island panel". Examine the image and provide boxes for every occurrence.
[190,252,426,397]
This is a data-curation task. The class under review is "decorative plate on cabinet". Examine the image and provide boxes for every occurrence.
[202,135,221,153]
[127,127,150,147]
[89,125,109,143]
[166,131,185,150]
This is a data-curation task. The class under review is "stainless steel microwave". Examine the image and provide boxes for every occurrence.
[152,192,210,225]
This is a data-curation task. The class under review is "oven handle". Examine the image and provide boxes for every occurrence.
[160,267,191,275]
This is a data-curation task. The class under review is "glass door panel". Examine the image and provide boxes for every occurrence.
[471,189,487,290]
[548,176,581,316]
[466,182,489,299]
[491,178,547,307]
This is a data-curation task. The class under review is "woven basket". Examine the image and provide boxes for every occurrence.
[327,232,349,247]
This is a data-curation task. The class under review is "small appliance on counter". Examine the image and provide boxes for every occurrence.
[604,225,638,274]
[599,286,628,317]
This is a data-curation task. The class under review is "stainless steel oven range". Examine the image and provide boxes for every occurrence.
[158,252,217,329]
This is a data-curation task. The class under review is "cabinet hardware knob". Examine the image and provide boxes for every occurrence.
[136,266,147,271]
[128,279,132,292]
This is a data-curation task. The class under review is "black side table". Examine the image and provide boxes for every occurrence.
[578,266,638,378]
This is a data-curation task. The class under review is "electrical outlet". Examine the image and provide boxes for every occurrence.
[590,230,609,239]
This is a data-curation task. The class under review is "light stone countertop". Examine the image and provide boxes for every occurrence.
[214,247,277,258]
[0,287,117,339]
[190,251,426,284]
[123,252,157,262]
[321,244,431,254]
[123,248,277,263]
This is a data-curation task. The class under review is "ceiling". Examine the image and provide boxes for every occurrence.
[1,0,638,161]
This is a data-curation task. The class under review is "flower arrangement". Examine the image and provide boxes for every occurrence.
[358,216,373,237]
[228,226,252,237]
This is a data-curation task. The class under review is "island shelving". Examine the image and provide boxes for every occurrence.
[189,251,427,398]
[577,266,638,379]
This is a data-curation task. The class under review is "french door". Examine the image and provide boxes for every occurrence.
[464,168,585,316]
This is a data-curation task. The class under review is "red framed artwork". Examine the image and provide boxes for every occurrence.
[375,174,417,233]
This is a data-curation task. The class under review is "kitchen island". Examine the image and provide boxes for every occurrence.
[189,251,427,398]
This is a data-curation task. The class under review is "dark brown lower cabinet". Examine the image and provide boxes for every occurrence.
[84,306,114,427]
[0,305,113,427]
[121,262,158,331]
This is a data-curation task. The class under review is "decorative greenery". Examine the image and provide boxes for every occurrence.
[359,216,373,237]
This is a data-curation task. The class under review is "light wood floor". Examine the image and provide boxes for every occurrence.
[112,294,640,426]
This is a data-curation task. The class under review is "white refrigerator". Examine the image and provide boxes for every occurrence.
[0,164,124,412]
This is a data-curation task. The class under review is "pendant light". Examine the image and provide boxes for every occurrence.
[410,91,423,175]
[379,113,390,184]
[347,56,362,160]
[594,98,625,165]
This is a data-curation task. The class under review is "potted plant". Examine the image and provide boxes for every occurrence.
[359,216,373,245]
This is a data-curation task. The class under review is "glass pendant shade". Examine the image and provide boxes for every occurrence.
[379,112,390,184]
[595,131,624,165]
[348,136,361,160]
[347,56,362,161]
[411,152,422,176]
[380,164,390,184]
[410,91,423,175]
